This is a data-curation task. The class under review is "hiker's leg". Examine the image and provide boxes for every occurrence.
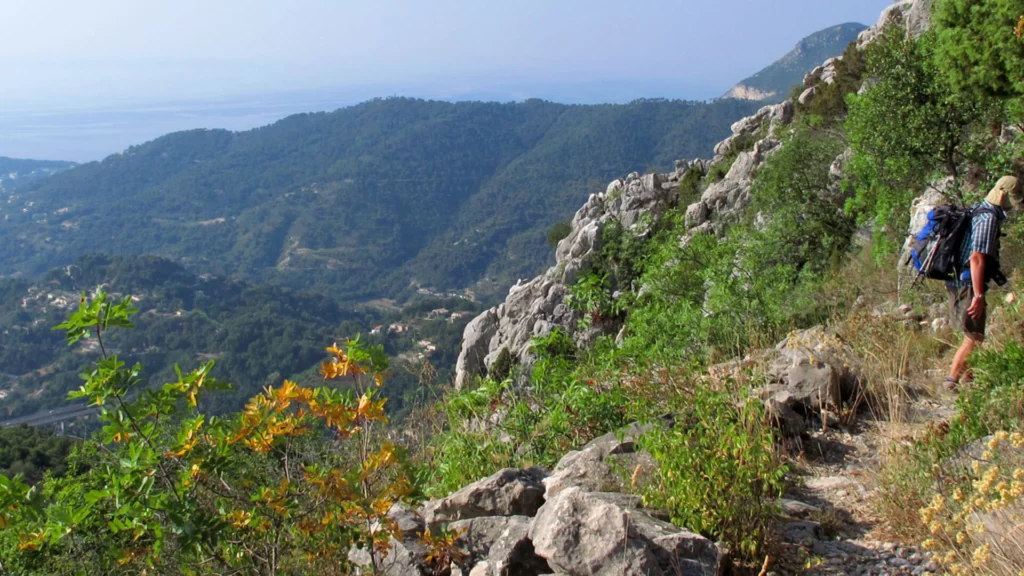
[950,336,976,381]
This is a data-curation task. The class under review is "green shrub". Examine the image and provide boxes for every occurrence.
[845,29,989,232]
[954,340,1024,441]
[546,220,573,247]
[934,0,1024,100]
[677,167,703,207]
[423,330,629,496]
[638,388,784,559]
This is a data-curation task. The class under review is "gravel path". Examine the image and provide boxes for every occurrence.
[769,387,956,575]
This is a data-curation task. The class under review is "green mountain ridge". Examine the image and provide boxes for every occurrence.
[0,98,761,302]
[722,22,868,102]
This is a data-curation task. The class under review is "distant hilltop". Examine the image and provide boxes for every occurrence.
[722,22,868,103]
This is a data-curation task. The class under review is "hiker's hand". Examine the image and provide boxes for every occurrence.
[968,295,986,319]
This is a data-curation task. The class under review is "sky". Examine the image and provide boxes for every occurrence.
[0,0,894,161]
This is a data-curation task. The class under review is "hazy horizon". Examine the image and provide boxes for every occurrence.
[1,0,893,162]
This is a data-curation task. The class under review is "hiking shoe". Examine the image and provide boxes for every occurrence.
[943,377,959,392]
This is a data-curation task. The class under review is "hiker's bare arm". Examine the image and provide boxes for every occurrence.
[968,251,986,319]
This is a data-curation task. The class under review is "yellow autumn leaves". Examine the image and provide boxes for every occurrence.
[224,343,390,454]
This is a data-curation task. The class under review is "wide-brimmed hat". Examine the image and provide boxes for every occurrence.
[985,175,1023,210]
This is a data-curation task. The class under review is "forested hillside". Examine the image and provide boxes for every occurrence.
[0,98,759,301]
[0,254,478,420]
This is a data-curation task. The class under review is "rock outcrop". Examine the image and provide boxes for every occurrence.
[423,467,547,528]
[412,421,724,576]
[455,169,692,389]
[761,326,864,416]
[449,516,550,576]
[543,423,658,498]
[857,0,932,48]
[530,487,727,576]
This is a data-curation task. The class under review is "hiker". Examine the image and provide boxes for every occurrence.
[946,175,1022,389]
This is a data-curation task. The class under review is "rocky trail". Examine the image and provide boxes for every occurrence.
[353,319,966,576]
[770,378,958,575]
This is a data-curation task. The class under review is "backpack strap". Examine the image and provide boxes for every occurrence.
[973,205,997,217]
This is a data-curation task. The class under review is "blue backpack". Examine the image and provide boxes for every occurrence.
[910,205,994,282]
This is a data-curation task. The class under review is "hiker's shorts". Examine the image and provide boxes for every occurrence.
[948,285,986,342]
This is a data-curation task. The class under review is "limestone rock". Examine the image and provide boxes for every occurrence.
[349,504,430,575]
[905,0,933,38]
[684,201,709,228]
[784,520,824,543]
[820,57,841,85]
[798,86,817,105]
[449,516,551,576]
[455,311,500,389]
[765,398,808,438]
[696,137,782,231]
[829,148,852,184]
[423,468,547,528]
[455,160,684,388]
[544,423,657,498]
[805,65,825,88]
[781,498,822,518]
[857,0,931,49]
[529,487,727,576]
[762,326,863,415]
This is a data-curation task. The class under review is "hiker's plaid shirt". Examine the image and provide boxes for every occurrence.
[949,201,1005,288]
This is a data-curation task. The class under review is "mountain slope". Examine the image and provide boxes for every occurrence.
[0,98,760,301]
[722,22,867,102]
[0,157,76,191]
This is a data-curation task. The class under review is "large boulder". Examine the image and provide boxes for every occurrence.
[449,515,551,576]
[455,310,500,389]
[544,423,657,498]
[529,487,727,576]
[423,468,547,528]
[763,326,863,415]
[820,57,841,85]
